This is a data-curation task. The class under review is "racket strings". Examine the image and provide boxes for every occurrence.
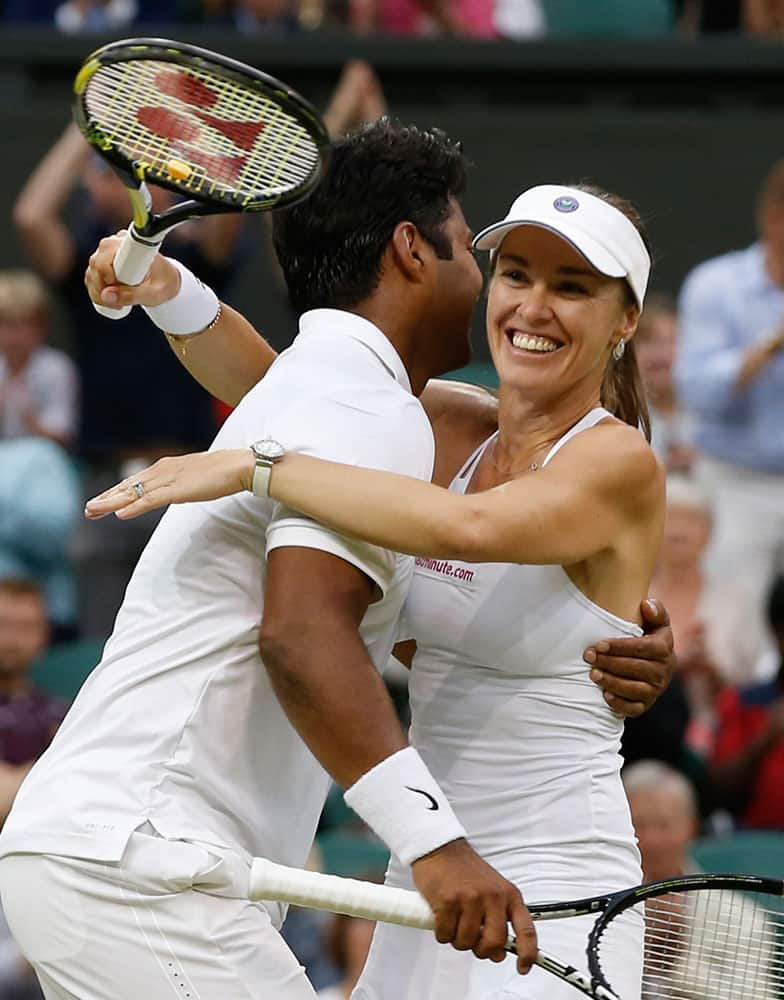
[83,61,321,201]
[598,888,784,1000]
[86,64,314,191]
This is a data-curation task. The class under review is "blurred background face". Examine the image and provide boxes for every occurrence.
[237,0,291,18]
[627,786,697,881]
[0,590,48,678]
[762,200,784,262]
[635,307,677,401]
[0,312,46,369]
[659,501,711,570]
[82,159,175,227]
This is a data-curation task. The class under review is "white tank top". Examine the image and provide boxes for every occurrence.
[399,407,642,897]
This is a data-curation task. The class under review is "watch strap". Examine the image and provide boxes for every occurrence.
[252,462,273,499]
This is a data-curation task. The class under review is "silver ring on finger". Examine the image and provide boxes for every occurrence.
[131,480,145,500]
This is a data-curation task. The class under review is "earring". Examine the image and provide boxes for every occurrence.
[612,339,626,361]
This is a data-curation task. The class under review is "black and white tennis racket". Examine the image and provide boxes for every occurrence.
[249,860,784,1000]
[73,36,330,318]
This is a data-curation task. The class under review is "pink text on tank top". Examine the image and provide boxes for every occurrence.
[415,557,475,583]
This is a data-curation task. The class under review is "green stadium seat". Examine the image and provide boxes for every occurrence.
[692,831,784,879]
[319,784,358,833]
[30,638,105,702]
[316,787,390,877]
[446,362,499,388]
[541,0,675,37]
[316,830,389,879]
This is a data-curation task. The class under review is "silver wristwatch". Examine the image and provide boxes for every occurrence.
[250,438,286,498]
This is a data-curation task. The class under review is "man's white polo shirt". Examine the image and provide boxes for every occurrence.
[0,309,435,903]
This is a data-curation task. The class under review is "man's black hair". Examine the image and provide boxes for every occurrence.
[272,118,467,315]
[768,575,784,633]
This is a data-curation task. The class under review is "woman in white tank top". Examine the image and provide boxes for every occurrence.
[87,183,666,999]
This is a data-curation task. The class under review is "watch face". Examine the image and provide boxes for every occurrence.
[252,438,285,461]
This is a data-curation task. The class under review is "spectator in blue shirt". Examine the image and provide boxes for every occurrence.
[676,159,784,685]
[0,438,81,641]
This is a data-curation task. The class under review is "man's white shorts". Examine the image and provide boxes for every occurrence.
[0,828,317,1000]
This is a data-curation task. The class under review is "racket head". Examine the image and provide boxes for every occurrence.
[73,37,330,218]
[587,873,784,1000]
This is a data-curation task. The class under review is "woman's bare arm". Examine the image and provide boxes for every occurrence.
[80,59,395,409]
[85,421,662,568]
[261,423,662,567]
[162,303,277,407]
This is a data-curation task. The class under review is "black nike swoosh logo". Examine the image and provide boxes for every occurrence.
[405,786,439,811]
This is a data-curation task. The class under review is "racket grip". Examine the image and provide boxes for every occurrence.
[93,226,165,320]
[249,858,435,929]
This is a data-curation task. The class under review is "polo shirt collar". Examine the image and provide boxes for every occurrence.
[298,309,412,394]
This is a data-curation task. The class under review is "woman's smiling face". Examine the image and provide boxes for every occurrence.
[485,225,639,399]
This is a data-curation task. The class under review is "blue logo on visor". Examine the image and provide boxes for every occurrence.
[553,196,579,213]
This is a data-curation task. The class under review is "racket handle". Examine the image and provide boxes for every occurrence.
[249,861,607,993]
[93,226,165,320]
[249,858,435,929]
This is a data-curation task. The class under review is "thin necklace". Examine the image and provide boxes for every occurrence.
[485,437,545,475]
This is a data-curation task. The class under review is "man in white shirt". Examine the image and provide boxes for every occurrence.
[0,120,538,1000]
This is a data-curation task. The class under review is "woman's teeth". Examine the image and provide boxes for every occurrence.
[511,333,559,353]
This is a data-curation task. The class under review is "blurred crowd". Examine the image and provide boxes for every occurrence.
[1,33,784,999]
[2,0,784,40]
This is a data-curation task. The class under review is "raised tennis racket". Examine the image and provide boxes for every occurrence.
[73,37,330,318]
[249,860,784,1000]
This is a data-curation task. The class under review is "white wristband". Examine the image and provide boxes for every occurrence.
[344,747,466,866]
[143,259,220,336]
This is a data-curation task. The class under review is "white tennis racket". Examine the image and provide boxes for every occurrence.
[250,859,784,1000]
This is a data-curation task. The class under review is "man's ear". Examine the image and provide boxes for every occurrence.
[390,221,428,283]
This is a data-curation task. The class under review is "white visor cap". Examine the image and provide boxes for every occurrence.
[473,185,650,308]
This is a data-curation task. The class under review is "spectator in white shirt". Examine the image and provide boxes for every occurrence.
[0,271,79,449]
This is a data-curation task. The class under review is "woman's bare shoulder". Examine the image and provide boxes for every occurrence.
[421,379,499,486]
[421,378,499,432]
[565,417,665,509]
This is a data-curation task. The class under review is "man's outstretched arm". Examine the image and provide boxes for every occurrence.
[585,598,676,717]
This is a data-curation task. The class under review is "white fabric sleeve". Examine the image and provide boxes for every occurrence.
[266,505,397,598]
[262,392,434,598]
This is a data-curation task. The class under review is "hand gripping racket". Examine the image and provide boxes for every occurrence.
[249,860,784,1000]
[72,37,330,318]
